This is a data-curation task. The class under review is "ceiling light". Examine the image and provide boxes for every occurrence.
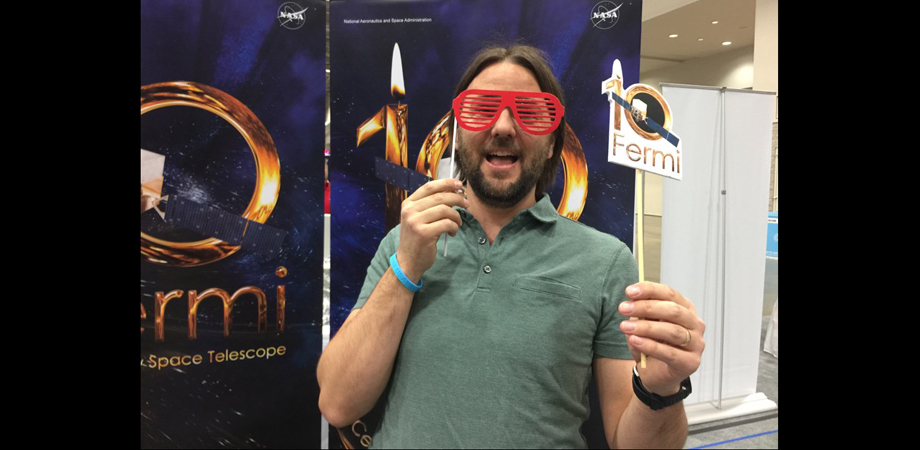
[669,34,678,38]
[698,38,704,41]
[722,41,732,46]
[712,21,719,24]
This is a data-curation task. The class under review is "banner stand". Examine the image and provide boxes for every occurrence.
[685,393,777,425]
[659,83,777,426]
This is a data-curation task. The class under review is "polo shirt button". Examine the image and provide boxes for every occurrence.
[478,237,487,245]
[483,265,492,274]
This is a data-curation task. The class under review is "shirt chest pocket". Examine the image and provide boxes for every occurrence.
[512,276,581,299]
[503,276,595,360]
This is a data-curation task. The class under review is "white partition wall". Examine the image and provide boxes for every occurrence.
[660,84,777,424]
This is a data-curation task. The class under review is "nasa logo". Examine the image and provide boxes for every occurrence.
[591,1,623,30]
[278,2,307,30]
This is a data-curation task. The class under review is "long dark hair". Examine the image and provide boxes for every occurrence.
[453,44,566,197]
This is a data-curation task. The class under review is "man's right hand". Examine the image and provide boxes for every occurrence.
[317,179,467,427]
[396,178,468,283]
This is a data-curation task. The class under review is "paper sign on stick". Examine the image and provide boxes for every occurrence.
[602,60,683,180]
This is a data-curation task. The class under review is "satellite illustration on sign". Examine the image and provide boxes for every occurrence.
[140,82,289,264]
[602,60,682,181]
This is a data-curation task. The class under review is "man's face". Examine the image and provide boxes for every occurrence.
[455,62,554,208]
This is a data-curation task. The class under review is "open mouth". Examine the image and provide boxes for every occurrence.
[485,152,519,167]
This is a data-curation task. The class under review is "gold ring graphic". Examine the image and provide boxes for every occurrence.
[141,81,280,267]
[417,113,588,221]
[557,124,588,221]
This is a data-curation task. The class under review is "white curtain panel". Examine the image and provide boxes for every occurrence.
[660,85,775,405]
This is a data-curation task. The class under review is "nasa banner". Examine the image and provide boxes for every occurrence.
[141,1,326,447]
[329,0,642,447]
[329,0,642,341]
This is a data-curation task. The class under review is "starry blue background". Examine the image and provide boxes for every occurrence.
[140,1,325,447]
[330,0,643,333]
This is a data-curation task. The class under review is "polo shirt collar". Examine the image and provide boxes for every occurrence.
[456,193,559,224]
[521,193,559,224]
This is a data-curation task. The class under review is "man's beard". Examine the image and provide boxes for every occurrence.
[455,134,548,209]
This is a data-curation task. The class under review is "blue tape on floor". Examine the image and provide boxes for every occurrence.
[691,429,778,449]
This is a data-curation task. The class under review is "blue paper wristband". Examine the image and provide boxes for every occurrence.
[390,252,422,292]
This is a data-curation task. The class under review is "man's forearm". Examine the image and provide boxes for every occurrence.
[613,397,688,449]
[317,268,415,428]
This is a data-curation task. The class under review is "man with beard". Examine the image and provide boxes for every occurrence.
[318,44,705,449]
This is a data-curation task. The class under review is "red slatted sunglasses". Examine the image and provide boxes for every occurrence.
[452,89,565,136]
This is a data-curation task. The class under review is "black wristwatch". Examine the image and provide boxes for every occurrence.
[632,366,692,411]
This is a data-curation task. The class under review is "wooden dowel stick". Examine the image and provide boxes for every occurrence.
[635,169,647,368]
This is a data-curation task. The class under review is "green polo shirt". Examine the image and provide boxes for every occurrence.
[353,194,638,448]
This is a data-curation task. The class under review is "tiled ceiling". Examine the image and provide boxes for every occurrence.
[641,0,757,74]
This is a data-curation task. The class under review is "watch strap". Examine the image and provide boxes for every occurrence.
[632,366,692,411]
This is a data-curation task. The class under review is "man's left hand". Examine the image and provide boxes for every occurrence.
[618,282,705,396]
